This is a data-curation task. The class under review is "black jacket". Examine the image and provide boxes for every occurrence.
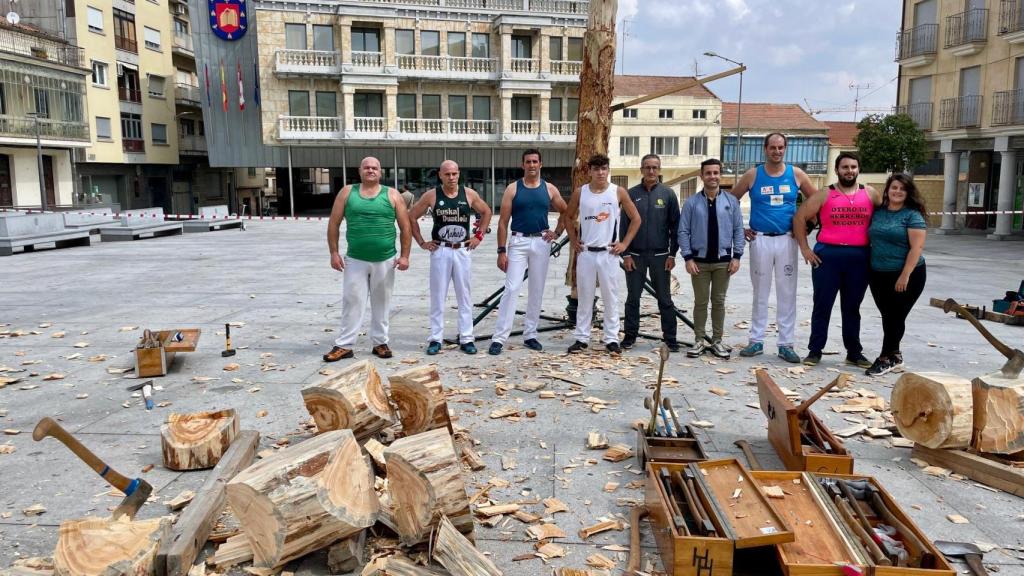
[621,181,680,256]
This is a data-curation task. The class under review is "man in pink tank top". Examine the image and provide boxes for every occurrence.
[793,152,881,367]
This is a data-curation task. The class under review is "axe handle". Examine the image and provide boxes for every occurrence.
[795,373,849,414]
[33,417,134,494]
[944,299,1014,360]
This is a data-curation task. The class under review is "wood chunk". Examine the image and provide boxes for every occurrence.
[585,553,617,569]
[535,543,565,559]
[55,516,170,576]
[586,432,608,450]
[946,514,970,524]
[160,409,239,471]
[972,373,1024,454]
[432,515,502,576]
[542,498,568,515]
[762,485,786,499]
[602,444,633,462]
[512,510,540,524]
[210,534,252,569]
[389,365,453,436]
[578,519,624,540]
[489,406,519,419]
[326,531,366,574]
[301,360,395,439]
[891,372,973,449]
[456,438,487,471]
[475,503,519,517]
[525,523,565,541]
[362,438,387,469]
[165,490,194,512]
[923,466,951,477]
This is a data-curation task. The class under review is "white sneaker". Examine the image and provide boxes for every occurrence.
[710,341,731,359]
[687,342,708,358]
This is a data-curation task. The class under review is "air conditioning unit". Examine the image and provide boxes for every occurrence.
[174,4,186,15]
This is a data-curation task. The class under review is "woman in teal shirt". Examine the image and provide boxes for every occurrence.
[865,173,928,376]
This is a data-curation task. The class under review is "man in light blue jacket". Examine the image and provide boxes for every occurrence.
[678,159,744,358]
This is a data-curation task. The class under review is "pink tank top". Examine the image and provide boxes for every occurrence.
[817,185,873,246]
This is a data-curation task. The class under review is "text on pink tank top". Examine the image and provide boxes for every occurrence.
[817,186,873,246]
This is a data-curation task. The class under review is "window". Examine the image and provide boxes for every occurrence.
[313,25,333,51]
[549,98,562,121]
[692,109,707,120]
[351,27,381,52]
[285,23,306,49]
[622,107,637,119]
[658,108,674,119]
[151,123,167,144]
[87,6,103,32]
[396,29,414,55]
[173,18,188,36]
[511,96,532,120]
[96,116,112,139]
[549,37,563,61]
[421,31,440,56]
[448,95,467,119]
[650,137,678,155]
[567,98,579,121]
[422,94,441,119]
[448,32,466,57]
[567,37,583,61]
[620,136,639,156]
[689,136,708,156]
[315,92,336,117]
[63,92,83,122]
[397,94,416,118]
[147,75,165,97]
[180,118,195,135]
[33,88,49,118]
[512,35,532,59]
[143,26,160,50]
[118,65,141,102]
[91,61,108,86]
[288,90,309,116]
[611,175,628,188]
[248,167,257,177]
[113,9,136,52]
[471,33,489,58]
[472,95,491,120]
[121,112,143,139]
[354,92,383,117]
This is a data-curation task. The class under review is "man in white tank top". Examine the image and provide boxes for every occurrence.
[562,154,642,354]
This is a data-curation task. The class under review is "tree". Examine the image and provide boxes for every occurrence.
[854,113,928,173]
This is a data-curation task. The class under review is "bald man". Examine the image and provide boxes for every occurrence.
[408,160,492,355]
[324,156,412,362]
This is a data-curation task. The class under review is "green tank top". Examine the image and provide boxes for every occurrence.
[345,184,397,262]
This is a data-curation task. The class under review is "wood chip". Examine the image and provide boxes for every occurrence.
[526,523,566,540]
[835,424,868,438]
[42,373,65,381]
[603,482,619,492]
[2,429,19,435]
[762,486,786,499]
[539,390,557,399]
[578,518,625,539]
[73,342,90,348]
[22,504,46,516]
[586,553,617,569]
[923,466,951,477]
[166,490,195,511]
[891,437,915,448]
[0,445,15,454]
[543,498,568,515]
[501,455,517,470]
[476,503,520,517]
[602,444,633,462]
[708,387,729,396]
[516,380,547,392]
[586,431,609,450]
[690,420,714,429]
[536,542,565,559]
[947,514,970,524]
[715,368,735,375]
[489,406,519,419]
[223,363,240,372]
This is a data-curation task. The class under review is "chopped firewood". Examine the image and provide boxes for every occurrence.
[526,523,565,540]
[762,486,786,499]
[476,503,519,517]
[489,406,519,419]
[161,409,239,471]
[891,437,915,448]
[432,515,501,576]
[536,542,565,559]
[708,387,729,396]
[211,533,253,568]
[165,490,195,511]
[946,514,970,524]
[586,432,608,450]
[578,518,625,539]
[835,424,868,438]
[865,427,892,438]
[602,444,633,462]
[458,441,487,472]
[54,516,169,576]
[586,553,617,569]
[326,531,366,574]
[543,498,568,515]
[363,438,387,469]
[513,510,540,524]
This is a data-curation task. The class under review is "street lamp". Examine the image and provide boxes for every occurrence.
[26,111,47,212]
[704,51,743,184]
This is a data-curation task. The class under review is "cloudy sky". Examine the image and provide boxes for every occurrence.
[616,0,901,122]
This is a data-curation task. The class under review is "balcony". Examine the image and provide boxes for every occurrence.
[277,116,344,141]
[175,83,201,107]
[315,0,588,14]
[350,51,383,69]
[397,118,446,133]
[939,95,983,129]
[275,49,342,76]
[549,60,582,78]
[894,23,938,67]
[396,54,497,80]
[507,58,539,77]
[992,89,1024,125]
[945,9,988,56]
[349,116,387,138]
[123,138,145,153]
[505,119,540,141]
[118,86,142,103]
[548,120,577,140]
[999,0,1024,42]
[0,27,85,69]
[0,115,90,142]
[179,134,207,155]
[893,102,933,130]
[172,32,193,55]
[115,35,138,54]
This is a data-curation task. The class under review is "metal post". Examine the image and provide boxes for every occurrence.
[341,147,347,187]
[287,145,295,218]
[735,69,743,182]
[490,147,496,214]
[35,115,47,211]
[393,146,399,189]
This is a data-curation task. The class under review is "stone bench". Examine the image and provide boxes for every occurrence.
[181,205,243,232]
[62,208,121,233]
[100,208,183,242]
[0,212,91,256]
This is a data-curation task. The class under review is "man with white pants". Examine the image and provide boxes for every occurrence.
[730,133,818,363]
[324,156,412,361]
[564,154,641,354]
[408,160,492,355]
[488,149,567,356]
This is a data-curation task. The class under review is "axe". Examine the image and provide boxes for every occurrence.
[33,417,152,520]
[944,298,1024,378]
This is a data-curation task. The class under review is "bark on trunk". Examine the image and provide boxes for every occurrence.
[301,360,394,439]
[389,365,452,437]
[432,516,501,576]
[972,373,1024,454]
[571,0,618,193]
[892,372,974,449]
[160,409,239,471]
[54,516,170,576]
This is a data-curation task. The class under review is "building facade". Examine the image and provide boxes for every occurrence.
[896,0,1024,237]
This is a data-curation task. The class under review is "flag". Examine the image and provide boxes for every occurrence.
[204,63,211,107]
[252,56,261,108]
[220,59,227,112]
[237,60,245,111]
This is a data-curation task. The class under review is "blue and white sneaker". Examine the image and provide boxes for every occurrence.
[777,346,801,363]
[739,341,764,357]
[426,341,442,355]
[488,342,503,356]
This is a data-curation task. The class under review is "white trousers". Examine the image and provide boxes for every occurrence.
[574,250,621,344]
[492,235,550,344]
[748,234,798,347]
[335,256,395,348]
[429,246,474,344]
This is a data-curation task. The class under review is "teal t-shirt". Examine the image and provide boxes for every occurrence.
[868,207,926,272]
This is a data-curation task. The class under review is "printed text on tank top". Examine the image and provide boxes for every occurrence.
[431,185,470,243]
[817,184,873,246]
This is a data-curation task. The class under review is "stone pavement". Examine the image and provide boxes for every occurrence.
[0,218,1022,575]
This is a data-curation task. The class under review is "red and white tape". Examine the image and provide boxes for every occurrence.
[927,210,1023,216]
[1,209,328,221]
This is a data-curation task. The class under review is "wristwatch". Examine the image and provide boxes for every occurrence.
[497,246,507,254]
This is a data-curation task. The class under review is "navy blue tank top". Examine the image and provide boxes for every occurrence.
[510,179,549,234]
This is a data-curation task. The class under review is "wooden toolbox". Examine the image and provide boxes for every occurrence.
[756,369,854,474]
[135,329,201,377]
[646,458,795,576]
[752,471,954,576]
[635,423,709,469]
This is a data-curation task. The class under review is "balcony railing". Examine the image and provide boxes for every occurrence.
[353,116,386,132]
[446,0,520,9]
[510,119,539,134]
[510,58,539,74]
[351,51,382,67]
[550,60,582,76]
[342,0,588,13]
[278,115,344,140]
[118,86,142,103]
[531,0,588,13]
[175,83,201,106]
[115,35,138,53]
[123,138,145,152]
[397,118,446,133]
[893,102,933,130]
[1000,0,1024,34]
[0,27,85,68]
[0,115,90,141]
[548,120,577,136]
[992,89,1024,125]
[178,134,207,154]
[449,119,497,135]
[895,23,938,60]
[939,95,983,129]
[945,9,989,47]
[397,54,497,74]
[172,32,193,53]
[275,49,342,75]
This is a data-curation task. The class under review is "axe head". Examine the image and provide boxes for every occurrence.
[934,540,983,559]
[112,478,152,520]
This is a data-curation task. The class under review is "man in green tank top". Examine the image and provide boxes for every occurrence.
[324,156,412,362]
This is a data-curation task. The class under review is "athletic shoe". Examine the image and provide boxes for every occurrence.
[488,342,503,356]
[666,340,681,353]
[460,342,477,355]
[323,346,353,362]
[710,341,731,359]
[523,338,543,351]
[426,341,442,355]
[621,336,637,349]
[371,344,393,359]
[568,341,588,354]
[865,356,896,377]
[778,346,800,363]
[687,342,708,358]
[739,341,764,357]
[606,342,622,355]
[846,353,873,369]
[890,351,905,370]
[803,351,822,366]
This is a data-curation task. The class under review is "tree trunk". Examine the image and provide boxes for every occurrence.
[226,429,378,570]
[54,517,170,576]
[432,516,501,576]
[301,360,394,439]
[160,409,239,471]
[891,372,974,449]
[972,373,1024,454]
[571,0,617,193]
[389,365,452,437]
[383,428,473,545]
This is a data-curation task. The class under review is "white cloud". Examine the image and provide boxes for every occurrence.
[767,43,805,66]
[839,2,857,17]
[618,0,639,20]
[723,0,752,20]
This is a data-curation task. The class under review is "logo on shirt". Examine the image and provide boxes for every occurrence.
[760,185,775,195]
[584,203,614,223]
[779,185,792,194]
[656,198,665,206]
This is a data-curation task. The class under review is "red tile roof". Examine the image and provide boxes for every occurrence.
[613,75,719,100]
[825,121,860,147]
[721,102,828,131]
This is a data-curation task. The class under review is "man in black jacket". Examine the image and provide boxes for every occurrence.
[621,154,681,351]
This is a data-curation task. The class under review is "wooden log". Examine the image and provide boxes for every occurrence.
[301,360,394,439]
[157,429,258,576]
[432,516,501,576]
[891,372,973,449]
[160,409,238,471]
[911,443,1024,496]
[226,429,378,570]
[570,0,617,193]
[326,531,366,574]
[389,365,452,437]
[383,428,473,545]
[972,373,1024,455]
[54,516,170,576]
[209,534,252,569]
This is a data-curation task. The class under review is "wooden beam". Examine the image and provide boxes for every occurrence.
[610,65,746,112]
[911,444,1024,496]
[157,429,259,576]
[662,169,700,188]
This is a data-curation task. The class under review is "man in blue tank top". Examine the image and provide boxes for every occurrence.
[488,149,568,355]
[730,133,819,363]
